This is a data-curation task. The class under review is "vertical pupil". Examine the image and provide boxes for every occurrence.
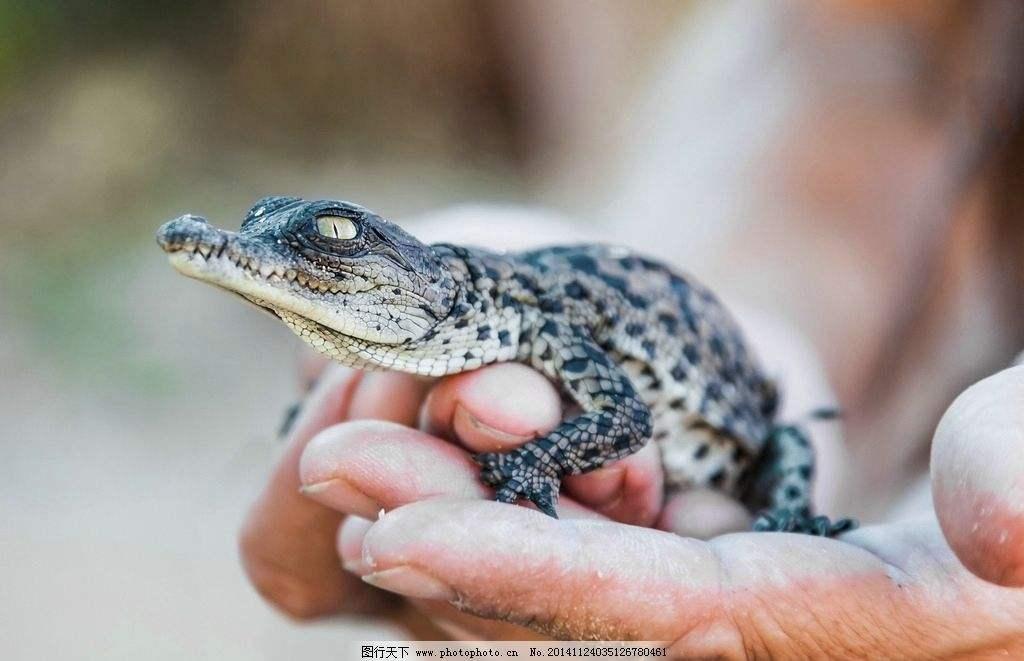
[317,215,356,239]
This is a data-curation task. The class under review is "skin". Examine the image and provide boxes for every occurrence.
[239,334,1024,657]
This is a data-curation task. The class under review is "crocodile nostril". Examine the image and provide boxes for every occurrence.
[155,221,179,251]
[156,215,217,252]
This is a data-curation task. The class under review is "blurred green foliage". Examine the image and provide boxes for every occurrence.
[0,1,222,89]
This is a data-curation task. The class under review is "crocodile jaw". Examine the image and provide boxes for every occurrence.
[157,215,430,344]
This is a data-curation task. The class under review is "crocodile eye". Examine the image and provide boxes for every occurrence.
[315,215,357,240]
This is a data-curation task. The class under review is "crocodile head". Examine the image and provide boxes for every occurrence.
[156,196,456,345]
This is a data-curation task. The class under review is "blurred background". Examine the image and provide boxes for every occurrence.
[2,1,1023,658]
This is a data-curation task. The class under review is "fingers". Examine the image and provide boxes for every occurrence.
[355,499,927,654]
[300,421,488,519]
[338,516,376,576]
[562,444,664,526]
[422,363,663,524]
[932,366,1024,587]
[298,418,601,521]
[421,363,562,452]
[657,488,751,539]
[358,499,724,641]
[357,500,1024,657]
[338,515,549,641]
[239,365,376,619]
[239,367,427,619]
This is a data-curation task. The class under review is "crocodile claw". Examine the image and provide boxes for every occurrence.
[476,451,561,518]
[752,509,858,537]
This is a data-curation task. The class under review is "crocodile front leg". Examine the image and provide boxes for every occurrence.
[476,319,653,517]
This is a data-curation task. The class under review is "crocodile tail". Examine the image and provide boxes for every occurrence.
[758,379,842,423]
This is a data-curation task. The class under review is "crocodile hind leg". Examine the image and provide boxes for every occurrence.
[744,424,857,537]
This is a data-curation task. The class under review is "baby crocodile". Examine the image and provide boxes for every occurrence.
[157,196,854,536]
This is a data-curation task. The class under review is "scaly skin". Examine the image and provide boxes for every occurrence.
[157,196,854,534]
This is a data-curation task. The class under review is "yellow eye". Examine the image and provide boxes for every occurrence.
[315,216,358,240]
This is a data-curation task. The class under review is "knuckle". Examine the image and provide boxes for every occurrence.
[238,524,334,621]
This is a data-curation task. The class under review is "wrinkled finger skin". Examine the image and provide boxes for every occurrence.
[932,366,1024,587]
[337,516,548,640]
[356,500,1024,657]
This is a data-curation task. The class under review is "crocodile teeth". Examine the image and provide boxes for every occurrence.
[197,244,212,259]
[285,269,297,281]
[259,264,275,278]
[297,273,308,286]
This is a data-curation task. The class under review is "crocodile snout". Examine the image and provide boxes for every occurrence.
[156,214,220,253]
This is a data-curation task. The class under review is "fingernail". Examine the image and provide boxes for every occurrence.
[453,404,532,447]
[299,478,380,518]
[298,480,334,495]
[362,566,456,601]
[338,516,375,575]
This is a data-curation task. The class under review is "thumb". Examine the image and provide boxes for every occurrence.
[358,498,726,642]
[932,365,1024,587]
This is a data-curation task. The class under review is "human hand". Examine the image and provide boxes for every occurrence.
[241,352,1024,656]
[237,210,1024,655]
